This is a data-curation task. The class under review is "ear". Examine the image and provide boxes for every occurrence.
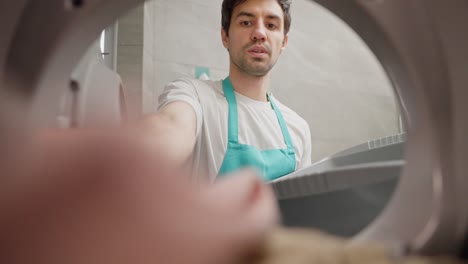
[221,28,229,49]
[280,34,289,52]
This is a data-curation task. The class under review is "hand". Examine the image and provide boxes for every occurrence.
[0,128,279,264]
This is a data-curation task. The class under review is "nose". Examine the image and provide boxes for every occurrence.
[251,23,267,42]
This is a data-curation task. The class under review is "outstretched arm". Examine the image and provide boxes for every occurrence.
[139,100,198,170]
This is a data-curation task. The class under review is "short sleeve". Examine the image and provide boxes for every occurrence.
[156,78,203,137]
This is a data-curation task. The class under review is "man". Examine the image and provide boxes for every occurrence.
[145,0,311,182]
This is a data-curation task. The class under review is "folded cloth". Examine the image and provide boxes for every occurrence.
[247,228,466,264]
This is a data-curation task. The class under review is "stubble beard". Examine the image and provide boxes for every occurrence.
[230,47,276,77]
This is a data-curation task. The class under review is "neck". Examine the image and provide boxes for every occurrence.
[228,65,270,102]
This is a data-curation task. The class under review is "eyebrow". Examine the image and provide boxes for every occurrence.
[236,11,256,19]
[266,14,281,21]
[235,12,282,22]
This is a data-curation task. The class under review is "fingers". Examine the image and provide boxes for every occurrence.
[0,128,281,264]
[204,169,281,259]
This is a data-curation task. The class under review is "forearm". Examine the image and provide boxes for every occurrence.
[139,113,196,170]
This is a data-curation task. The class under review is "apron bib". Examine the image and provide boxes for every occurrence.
[218,77,296,181]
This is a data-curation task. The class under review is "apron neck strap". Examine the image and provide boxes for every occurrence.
[267,93,294,150]
[222,77,239,143]
[222,77,294,149]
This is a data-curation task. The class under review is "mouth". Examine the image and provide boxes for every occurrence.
[247,46,269,57]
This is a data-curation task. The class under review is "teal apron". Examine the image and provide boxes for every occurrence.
[218,77,296,181]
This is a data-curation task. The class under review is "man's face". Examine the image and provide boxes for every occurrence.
[222,0,289,76]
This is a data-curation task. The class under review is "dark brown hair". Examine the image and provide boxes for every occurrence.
[221,0,292,36]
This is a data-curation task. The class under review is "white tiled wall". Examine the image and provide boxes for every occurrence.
[116,5,144,120]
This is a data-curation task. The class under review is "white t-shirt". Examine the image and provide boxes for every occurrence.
[157,78,312,182]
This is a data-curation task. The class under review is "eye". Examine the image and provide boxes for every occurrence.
[241,21,252,27]
[267,23,278,30]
